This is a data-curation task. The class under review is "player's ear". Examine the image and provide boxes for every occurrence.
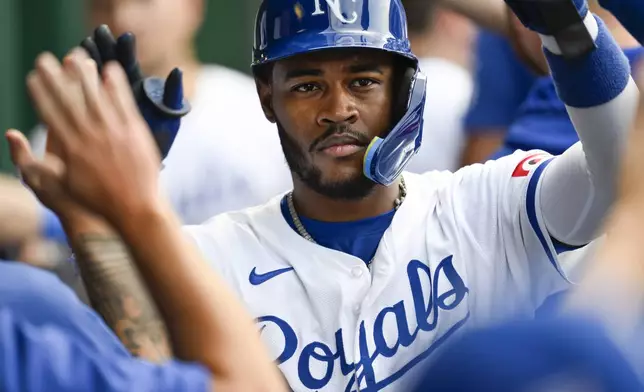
[255,79,276,123]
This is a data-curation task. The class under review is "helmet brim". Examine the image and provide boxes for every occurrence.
[252,30,417,67]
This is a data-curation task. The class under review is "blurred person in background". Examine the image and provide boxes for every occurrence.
[460,0,641,165]
[3,0,291,274]
[460,30,537,165]
[434,0,541,165]
[447,0,643,314]
[402,0,476,172]
[35,0,291,223]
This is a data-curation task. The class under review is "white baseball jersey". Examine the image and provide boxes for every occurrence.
[184,149,571,392]
[30,64,293,225]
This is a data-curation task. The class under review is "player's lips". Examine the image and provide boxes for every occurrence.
[316,134,367,158]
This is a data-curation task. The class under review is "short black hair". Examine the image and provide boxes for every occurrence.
[401,0,436,35]
[252,63,274,84]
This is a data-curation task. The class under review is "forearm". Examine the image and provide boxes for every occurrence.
[539,13,638,245]
[62,217,172,362]
[439,0,510,34]
[564,203,644,345]
[0,176,40,245]
[111,199,284,390]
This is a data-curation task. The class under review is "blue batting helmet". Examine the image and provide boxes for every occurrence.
[252,0,427,186]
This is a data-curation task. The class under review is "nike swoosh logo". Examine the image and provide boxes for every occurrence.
[249,267,294,286]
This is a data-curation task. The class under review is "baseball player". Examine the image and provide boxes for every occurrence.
[185,0,638,389]
[13,0,640,391]
[463,1,641,165]
[490,6,641,160]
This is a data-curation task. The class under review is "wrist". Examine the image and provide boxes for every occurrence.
[58,210,112,237]
[110,196,176,240]
[539,11,598,55]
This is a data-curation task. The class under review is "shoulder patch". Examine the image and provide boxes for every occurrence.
[512,153,550,178]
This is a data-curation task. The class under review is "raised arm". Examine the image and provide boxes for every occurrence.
[20,25,191,363]
[7,47,287,391]
[505,0,639,247]
[65,220,172,362]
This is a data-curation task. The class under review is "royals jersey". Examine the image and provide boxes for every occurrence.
[184,150,571,391]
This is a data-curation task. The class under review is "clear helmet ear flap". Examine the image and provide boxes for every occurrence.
[363,70,427,186]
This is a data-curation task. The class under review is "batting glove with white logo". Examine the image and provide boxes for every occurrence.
[81,24,190,159]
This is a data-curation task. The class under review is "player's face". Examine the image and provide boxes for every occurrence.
[87,0,201,75]
[263,49,396,199]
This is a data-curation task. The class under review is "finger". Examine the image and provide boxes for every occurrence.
[94,25,118,64]
[6,129,36,169]
[62,48,91,115]
[104,62,140,122]
[7,130,68,195]
[67,48,107,123]
[33,52,86,130]
[26,68,75,147]
[80,36,103,74]
[45,128,66,159]
[116,33,144,84]
[163,68,184,110]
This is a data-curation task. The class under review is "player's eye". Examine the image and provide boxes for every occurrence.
[351,78,378,88]
[292,83,320,93]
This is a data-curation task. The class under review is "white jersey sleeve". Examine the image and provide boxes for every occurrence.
[177,159,578,391]
[445,149,571,314]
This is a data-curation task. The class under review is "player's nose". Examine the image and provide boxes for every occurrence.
[317,86,358,127]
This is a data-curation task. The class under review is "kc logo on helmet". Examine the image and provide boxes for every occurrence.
[512,152,551,178]
[312,0,358,23]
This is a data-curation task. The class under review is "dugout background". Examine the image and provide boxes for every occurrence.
[0,0,262,173]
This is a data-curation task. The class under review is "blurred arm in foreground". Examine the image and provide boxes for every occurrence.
[6,48,287,392]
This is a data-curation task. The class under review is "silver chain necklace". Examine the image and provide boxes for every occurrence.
[286,177,407,265]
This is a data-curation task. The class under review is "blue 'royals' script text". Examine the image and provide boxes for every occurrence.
[257,256,470,391]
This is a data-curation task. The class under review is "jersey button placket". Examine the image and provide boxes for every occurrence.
[350,265,368,314]
[350,264,370,392]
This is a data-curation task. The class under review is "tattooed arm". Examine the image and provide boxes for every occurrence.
[64,220,172,363]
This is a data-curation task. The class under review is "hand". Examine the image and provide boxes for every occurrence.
[506,7,549,76]
[504,0,594,59]
[504,0,588,33]
[8,49,162,228]
[81,25,190,159]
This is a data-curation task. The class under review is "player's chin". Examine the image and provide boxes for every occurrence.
[315,155,365,181]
